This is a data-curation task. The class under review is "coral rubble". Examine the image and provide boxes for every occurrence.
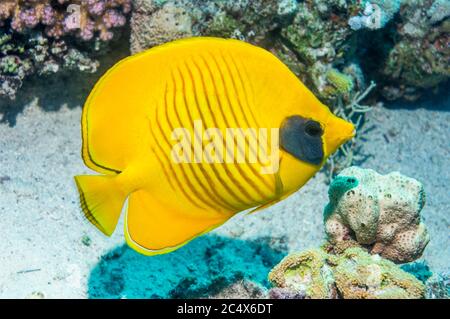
[0,0,131,99]
[324,166,430,263]
[211,281,267,299]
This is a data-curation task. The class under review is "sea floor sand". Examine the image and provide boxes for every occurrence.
[0,85,448,298]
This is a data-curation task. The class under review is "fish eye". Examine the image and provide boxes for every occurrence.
[304,120,323,137]
[280,115,324,165]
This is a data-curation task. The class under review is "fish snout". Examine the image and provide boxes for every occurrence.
[324,114,355,156]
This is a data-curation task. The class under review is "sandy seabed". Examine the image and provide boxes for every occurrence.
[0,81,448,298]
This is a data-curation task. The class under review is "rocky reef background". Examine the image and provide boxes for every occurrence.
[2,0,447,180]
[130,0,449,105]
[0,0,448,105]
[0,0,132,100]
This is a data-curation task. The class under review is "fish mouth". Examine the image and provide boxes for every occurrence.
[339,124,356,141]
[324,114,355,156]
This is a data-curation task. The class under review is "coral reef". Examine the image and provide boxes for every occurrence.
[348,0,402,31]
[130,0,365,104]
[268,167,431,299]
[269,246,426,299]
[130,0,192,53]
[268,249,336,299]
[379,0,450,101]
[0,1,131,99]
[332,247,425,298]
[0,0,131,41]
[130,0,449,104]
[268,287,306,299]
[427,0,450,24]
[325,69,354,98]
[130,0,298,53]
[274,0,362,103]
[130,0,359,104]
[2,0,448,102]
[324,166,430,263]
[0,31,100,99]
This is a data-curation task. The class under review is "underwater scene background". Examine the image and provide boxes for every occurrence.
[0,0,448,299]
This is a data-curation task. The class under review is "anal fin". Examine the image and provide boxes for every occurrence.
[124,189,231,256]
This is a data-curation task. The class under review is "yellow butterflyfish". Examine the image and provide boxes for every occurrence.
[74,37,355,256]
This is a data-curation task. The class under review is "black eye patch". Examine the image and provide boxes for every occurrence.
[280,116,324,165]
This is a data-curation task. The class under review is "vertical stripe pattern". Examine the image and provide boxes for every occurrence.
[149,50,278,213]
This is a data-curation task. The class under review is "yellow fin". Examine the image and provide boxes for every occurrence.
[74,175,127,236]
[124,189,231,256]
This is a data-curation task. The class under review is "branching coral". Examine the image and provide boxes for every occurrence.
[0,30,103,99]
[0,0,131,41]
[325,81,376,181]
[0,1,131,100]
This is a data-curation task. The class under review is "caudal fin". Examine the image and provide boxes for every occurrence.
[74,175,127,236]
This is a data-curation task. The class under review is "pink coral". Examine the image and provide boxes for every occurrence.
[0,0,132,41]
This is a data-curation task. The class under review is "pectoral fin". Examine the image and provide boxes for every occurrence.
[247,170,284,215]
